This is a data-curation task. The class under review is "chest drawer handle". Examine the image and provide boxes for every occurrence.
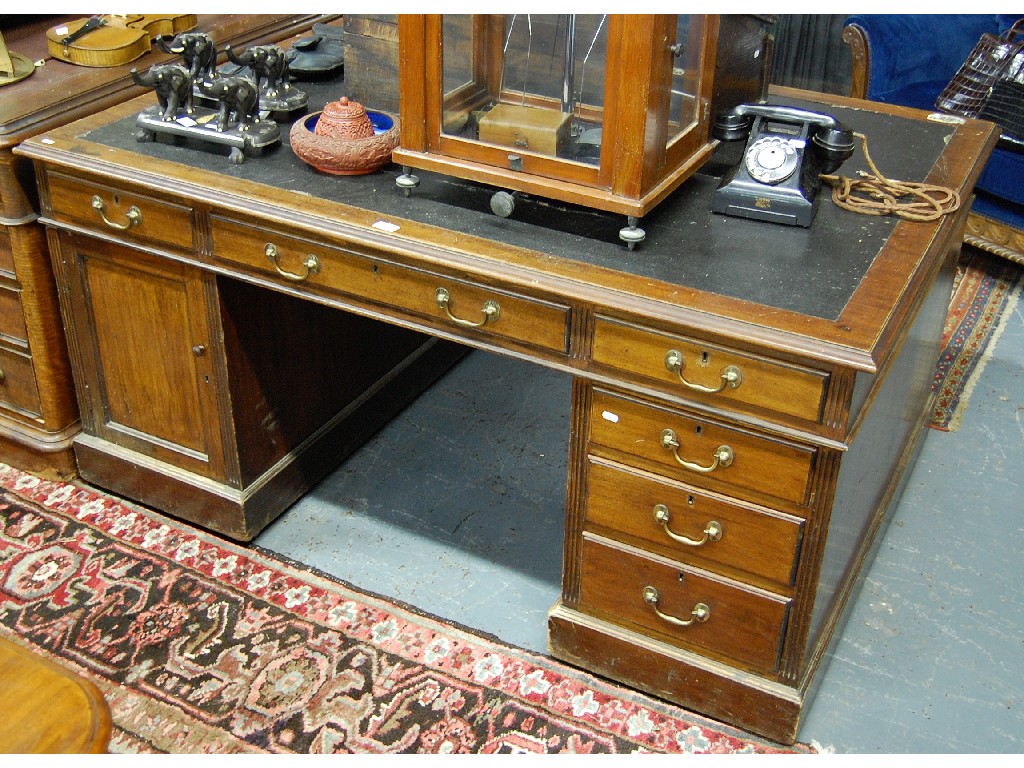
[435,287,501,328]
[664,350,743,394]
[653,504,723,546]
[660,429,734,474]
[91,195,142,230]
[265,243,321,282]
[642,586,710,627]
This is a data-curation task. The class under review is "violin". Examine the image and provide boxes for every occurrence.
[46,14,197,68]
[127,14,200,41]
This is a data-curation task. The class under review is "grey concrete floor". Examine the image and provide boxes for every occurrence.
[255,285,1023,753]
[796,279,1024,752]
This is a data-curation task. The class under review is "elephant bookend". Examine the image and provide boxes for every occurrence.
[128,35,307,165]
[219,43,308,120]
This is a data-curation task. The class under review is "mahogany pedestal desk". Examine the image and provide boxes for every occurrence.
[16,83,996,743]
[0,14,334,477]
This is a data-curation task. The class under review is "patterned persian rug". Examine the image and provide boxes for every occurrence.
[0,464,809,754]
[930,249,1023,431]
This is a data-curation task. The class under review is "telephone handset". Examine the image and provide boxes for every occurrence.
[711,104,856,227]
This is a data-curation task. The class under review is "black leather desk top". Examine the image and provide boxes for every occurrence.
[86,76,955,322]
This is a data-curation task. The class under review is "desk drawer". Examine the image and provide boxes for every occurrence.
[579,536,790,674]
[0,345,41,415]
[585,458,804,587]
[0,285,27,343]
[592,316,829,424]
[210,216,570,355]
[46,172,194,251]
[0,229,15,277]
[589,388,816,507]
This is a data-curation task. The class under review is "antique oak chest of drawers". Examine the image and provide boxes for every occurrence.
[17,78,996,742]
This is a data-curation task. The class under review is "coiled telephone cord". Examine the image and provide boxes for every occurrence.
[820,132,961,222]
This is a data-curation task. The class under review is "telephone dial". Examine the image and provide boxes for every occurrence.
[711,104,856,227]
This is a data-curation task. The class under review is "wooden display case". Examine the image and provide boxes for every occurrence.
[393,14,773,246]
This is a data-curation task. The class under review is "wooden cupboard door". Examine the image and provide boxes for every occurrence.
[61,233,228,480]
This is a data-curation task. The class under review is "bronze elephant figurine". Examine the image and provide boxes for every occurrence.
[156,31,217,84]
[196,76,260,132]
[226,44,291,100]
[131,64,192,121]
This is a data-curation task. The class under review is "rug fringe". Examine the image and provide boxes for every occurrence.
[930,250,1023,431]
[942,281,1021,432]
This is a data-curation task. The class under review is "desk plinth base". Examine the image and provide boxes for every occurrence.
[71,337,468,542]
[548,603,804,745]
[0,417,78,479]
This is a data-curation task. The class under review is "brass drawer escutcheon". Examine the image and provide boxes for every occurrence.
[91,194,141,231]
[265,242,321,282]
[435,287,500,328]
[664,349,743,394]
[642,586,710,627]
[653,504,723,546]
[660,428,734,473]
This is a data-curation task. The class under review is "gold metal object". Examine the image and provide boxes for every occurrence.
[435,287,501,328]
[664,349,742,394]
[265,242,321,282]
[92,195,141,230]
[653,504,723,546]
[0,31,37,86]
[660,428,734,473]
[642,586,710,627]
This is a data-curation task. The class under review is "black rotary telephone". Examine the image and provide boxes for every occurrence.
[711,104,856,227]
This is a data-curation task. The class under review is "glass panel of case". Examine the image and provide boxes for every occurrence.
[440,14,609,166]
[668,15,706,149]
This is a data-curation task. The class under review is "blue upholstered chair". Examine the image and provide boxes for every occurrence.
[842,15,1024,264]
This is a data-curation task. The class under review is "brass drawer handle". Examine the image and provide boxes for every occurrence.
[660,428,734,474]
[265,242,321,282]
[664,350,742,394]
[642,586,710,627]
[435,287,500,328]
[653,504,723,546]
[91,195,142,230]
